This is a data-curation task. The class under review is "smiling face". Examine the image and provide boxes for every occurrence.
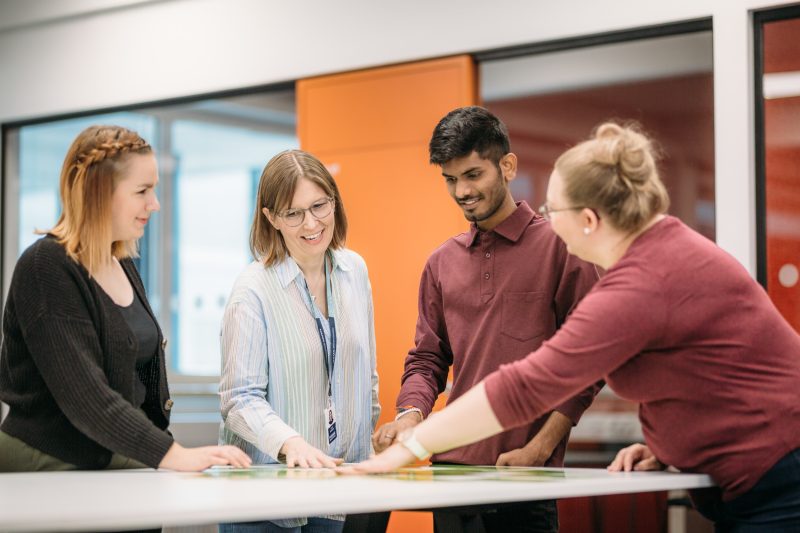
[266,177,335,264]
[110,153,160,242]
[441,151,517,230]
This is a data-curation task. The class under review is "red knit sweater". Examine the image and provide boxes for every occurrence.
[485,216,800,500]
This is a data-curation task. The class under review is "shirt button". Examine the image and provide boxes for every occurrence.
[485,252,491,259]
[484,273,490,280]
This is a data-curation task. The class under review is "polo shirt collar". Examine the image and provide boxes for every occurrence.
[466,201,536,247]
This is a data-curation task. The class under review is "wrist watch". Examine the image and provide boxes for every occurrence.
[398,430,432,461]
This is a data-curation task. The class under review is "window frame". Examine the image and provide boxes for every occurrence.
[752,4,800,289]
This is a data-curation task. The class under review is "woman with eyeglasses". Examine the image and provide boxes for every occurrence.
[347,123,800,531]
[219,149,379,533]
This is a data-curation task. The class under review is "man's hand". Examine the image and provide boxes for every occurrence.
[496,439,553,467]
[279,436,343,468]
[372,411,422,453]
[496,410,571,467]
[607,443,664,472]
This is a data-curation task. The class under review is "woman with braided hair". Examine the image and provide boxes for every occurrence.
[347,122,800,531]
[0,125,250,472]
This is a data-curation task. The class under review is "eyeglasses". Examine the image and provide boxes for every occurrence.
[278,197,335,227]
[537,203,586,221]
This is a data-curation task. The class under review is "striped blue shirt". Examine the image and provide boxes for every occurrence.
[219,248,379,493]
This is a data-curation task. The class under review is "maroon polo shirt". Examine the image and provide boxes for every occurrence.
[485,216,800,500]
[398,201,600,465]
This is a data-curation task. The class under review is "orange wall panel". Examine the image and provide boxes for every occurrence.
[323,146,467,424]
[299,56,476,152]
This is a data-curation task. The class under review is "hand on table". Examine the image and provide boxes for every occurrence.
[337,442,416,475]
[607,443,664,472]
[280,436,343,468]
[496,440,553,467]
[371,412,421,453]
[159,443,252,471]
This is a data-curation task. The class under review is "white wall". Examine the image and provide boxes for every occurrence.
[1,0,797,273]
[0,0,161,32]
[0,0,719,122]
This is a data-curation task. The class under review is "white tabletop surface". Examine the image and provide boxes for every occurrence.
[0,465,714,532]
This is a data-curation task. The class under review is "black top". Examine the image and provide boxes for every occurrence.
[0,236,174,469]
[116,290,158,407]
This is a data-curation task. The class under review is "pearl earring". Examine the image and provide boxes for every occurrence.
[583,228,591,235]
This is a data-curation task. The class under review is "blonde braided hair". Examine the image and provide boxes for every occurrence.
[74,138,150,168]
[46,125,153,275]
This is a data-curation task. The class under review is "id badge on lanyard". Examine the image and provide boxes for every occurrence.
[325,395,337,444]
[317,315,337,445]
[311,255,338,445]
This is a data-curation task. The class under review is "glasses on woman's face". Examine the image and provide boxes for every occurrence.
[537,203,586,221]
[278,197,335,227]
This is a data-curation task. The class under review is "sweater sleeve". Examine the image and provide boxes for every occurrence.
[19,316,174,467]
[13,244,173,468]
[551,251,604,425]
[484,265,666,430]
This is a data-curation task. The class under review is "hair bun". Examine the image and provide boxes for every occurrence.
[593,123,654,188]
[554,120,669,233]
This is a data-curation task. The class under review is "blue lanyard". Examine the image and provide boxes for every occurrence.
[316,316,336,398]
[307,256,336,398]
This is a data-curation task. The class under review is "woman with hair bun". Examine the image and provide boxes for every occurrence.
[0,125,251,473]
[349,122,800,531]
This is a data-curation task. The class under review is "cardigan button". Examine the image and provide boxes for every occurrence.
[161,338,168,350]
[164,399,174,411]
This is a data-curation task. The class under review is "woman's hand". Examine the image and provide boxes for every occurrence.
[158,443,252,471]
[337,442,416,475]
[280,436,342,468]
[607,443,664,472]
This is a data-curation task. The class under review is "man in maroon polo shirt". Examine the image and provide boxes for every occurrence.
[371,106,600,533]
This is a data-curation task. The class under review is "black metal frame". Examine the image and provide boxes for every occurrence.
[474,19,711,62]
[752,3,800,288]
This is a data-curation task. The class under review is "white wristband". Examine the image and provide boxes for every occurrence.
[399,430,432,461]
[395,407,423,421]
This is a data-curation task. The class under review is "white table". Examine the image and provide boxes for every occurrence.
[0,466,714,532]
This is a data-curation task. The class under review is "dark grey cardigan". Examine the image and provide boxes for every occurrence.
[0,236,174,468]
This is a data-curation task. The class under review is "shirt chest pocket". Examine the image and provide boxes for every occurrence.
[500,291,552,342]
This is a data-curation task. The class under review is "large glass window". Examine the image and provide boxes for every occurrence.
[481,30,715,239]
[169,115,296,375]
[479,29,715,469]
[2,89,298,379]
[478,27,716,530]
